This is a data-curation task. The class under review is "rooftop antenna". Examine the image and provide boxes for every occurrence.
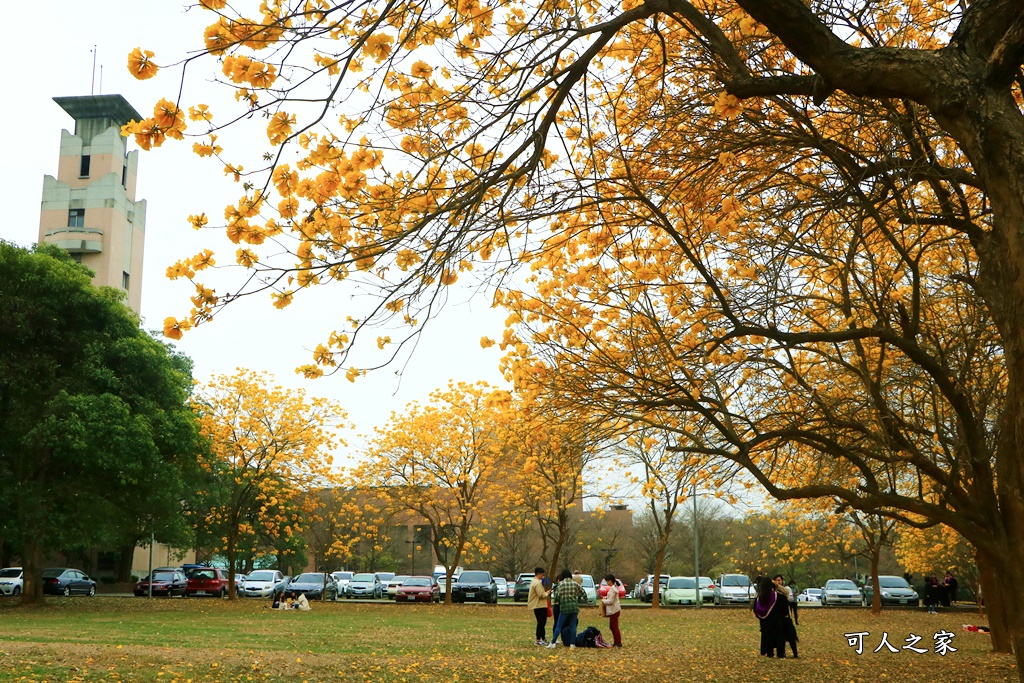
[99,65,103,95]
[90,45,97,94]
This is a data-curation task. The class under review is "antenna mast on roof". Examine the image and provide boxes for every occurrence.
[90,46,97,95]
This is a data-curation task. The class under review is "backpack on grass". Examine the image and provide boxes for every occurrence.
[575,626,601,648]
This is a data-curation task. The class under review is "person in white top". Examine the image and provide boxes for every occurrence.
[293,591,311,611]
[601,573,623,647]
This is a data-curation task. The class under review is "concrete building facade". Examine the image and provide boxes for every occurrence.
[38,95,147,313]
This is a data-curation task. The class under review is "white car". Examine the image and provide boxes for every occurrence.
[0,567,23,596]
[640,574,671,603]
[241,569,284,598]
[697,576,715,603]
[387,575,410,598]
[663,576,700,605]
[331,571,354,591]
[713,574,755,604]
[821,579,862,606]
[798,588,822,603]
[580,574,598,604]
[493,577,508,599]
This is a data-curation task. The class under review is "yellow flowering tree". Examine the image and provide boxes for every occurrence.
[363,381,509,603]
[192,369,345,595]
[130,0,1024,669]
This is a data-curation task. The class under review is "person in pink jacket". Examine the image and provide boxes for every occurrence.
[601,573,623,647]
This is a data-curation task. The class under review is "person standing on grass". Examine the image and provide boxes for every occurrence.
[925,575,940,614]
[528,567,550,646]
[772,574,798,658]
[753,576,788,658]
[547,573,559,644]
[547,569,587,649]
[602,573,623,647]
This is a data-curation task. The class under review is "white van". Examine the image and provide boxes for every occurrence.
[432,565,464,581]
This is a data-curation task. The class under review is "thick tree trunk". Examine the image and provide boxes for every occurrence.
[547,523,567,585]
[651,537,668,609]
[21,538,44,605]
[226,543,237,599]
[977,548,1012,652]
[117,543,137,583]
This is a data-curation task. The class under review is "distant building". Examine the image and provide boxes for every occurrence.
[38,94,147,313]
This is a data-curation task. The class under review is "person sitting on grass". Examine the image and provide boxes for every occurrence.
[292,591,311,611]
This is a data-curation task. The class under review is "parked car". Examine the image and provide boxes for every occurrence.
[271,575,294,600]
[632,577,647,600]
[0,567,24,596]
[134,569,188,597]
[641,574,671,603]
[694,576,715,603]
[505,579,516,598]
[821,579,862,606]
[798,588,823,603]
[241,570,285,598]
[437,576,448,597]
[387,575,410,599]
[42,568,96,597]
[861,575,920,607]
[186,567,230,598]
[663,576,700,605]
[331,571,354,591]
[513,573,534,602]
[344,572,382,599]
[288,572,338,600]
[579,574,598,604]
[713,574,755,605]
[395,576,440,603]
[598,578,627,599]
[432,565,464,582]
[493,577,508,599]
[375,572,397,596]
[451,570,499,604]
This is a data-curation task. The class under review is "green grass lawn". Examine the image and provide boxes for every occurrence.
[0,598,1014,682]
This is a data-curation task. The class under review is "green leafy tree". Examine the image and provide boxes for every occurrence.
[0,242,202,602]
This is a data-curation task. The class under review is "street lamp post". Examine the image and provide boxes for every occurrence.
[693,481,701,609]
[601,548,618,577]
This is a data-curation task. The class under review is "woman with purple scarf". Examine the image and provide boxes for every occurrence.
[753,576,789,657]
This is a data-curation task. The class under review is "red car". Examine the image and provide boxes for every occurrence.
[598,580,627,599]
[186,567,230,598]
[135,569,188,597]
[394,576,440,603]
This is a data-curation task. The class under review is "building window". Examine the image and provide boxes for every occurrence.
[122,272,130,290]
[79,155,91,177]
[68,208,85,227]
[97,551,119,573]
[122,164,128,188]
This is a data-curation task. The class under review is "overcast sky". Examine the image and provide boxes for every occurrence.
[1,1,511,460]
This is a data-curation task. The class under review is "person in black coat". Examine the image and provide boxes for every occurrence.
[943,572,958,606]
[924,575,940,613]
[753,576,788,657]
[773,574,799,658]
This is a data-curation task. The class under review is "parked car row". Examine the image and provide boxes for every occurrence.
[0,567,96,597]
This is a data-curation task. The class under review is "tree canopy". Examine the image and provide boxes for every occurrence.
[0,241,202,602]
[190,368,345,595]
[132,0,1024,670]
